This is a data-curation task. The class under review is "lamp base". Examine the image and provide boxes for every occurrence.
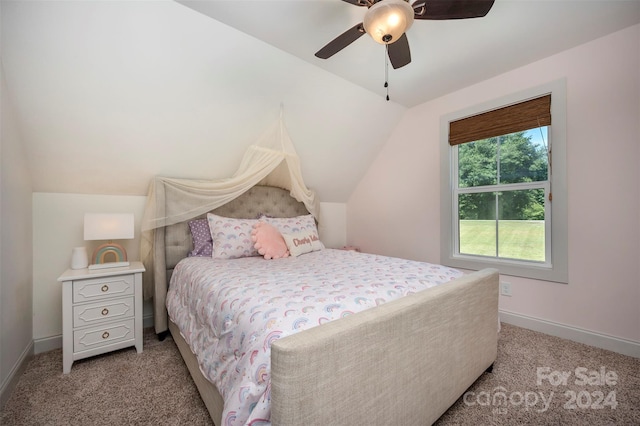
[90,242,128,270]
[88,261,130,270]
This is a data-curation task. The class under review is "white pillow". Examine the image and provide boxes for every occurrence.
[260,214,318,235]
[207,213,259,259]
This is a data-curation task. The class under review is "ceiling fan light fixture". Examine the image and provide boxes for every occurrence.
[363,0,414,45]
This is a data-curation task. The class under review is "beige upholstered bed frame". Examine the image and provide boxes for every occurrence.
[152,185,499,425]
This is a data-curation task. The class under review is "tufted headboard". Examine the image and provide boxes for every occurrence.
[153,185,310,335]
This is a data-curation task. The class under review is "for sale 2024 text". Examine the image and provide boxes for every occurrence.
[537,366,618,410]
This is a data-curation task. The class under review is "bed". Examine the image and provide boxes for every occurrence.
[150,184,499,426]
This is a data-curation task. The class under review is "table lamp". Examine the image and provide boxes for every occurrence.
[84,213,134,270]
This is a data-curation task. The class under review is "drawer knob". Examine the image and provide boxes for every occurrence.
[101,308,109,316]
[101,285,109,292]
[102,331,110,339]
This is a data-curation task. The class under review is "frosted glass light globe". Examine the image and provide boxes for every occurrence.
[363,0,415,44]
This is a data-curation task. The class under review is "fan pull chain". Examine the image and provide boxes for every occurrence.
[384,45,390,101]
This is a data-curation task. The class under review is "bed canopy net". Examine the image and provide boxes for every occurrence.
[140,110,319,299]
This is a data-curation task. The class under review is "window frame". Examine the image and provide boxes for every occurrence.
[440,80,568,283]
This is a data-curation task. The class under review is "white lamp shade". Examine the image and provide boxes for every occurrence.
[364,0,414,45]
[84,213,135,241]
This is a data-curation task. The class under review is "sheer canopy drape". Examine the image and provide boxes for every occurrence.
[140,112,319,299]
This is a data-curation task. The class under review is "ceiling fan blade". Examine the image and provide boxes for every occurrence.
[413,0,495,20]
[387,33,411,69]
[341,0,368,6]
[315,23,366,59]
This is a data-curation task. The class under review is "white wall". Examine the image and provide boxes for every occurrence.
[0,62,34,405]
[31,193,345,347]
[318,202,347,249]
[1,0,405,203]
[348,25,640,345]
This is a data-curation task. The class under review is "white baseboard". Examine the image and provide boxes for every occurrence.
[499,310,640,358]
[143,313,154,329]
[34,335,62,354]
[0,341,34,410]
[34,314,155,354]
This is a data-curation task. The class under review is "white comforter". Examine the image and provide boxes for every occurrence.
[166,249,462,426]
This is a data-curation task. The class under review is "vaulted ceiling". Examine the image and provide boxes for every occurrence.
[2,0,638,202]
[179,0,640,107]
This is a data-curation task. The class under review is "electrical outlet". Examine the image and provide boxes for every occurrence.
[500,281,512,297]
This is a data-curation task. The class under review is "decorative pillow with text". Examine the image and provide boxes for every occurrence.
[282,229,325,257]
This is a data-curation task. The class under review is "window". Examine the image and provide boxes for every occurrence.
[440,81,568,283]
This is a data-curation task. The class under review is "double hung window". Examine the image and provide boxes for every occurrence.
[440,82,567,283]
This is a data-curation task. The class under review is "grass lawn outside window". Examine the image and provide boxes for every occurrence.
[459,220,545,262]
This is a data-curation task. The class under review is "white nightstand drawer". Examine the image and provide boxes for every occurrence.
[73,275,134,303]
[59,262,144,373]
[73,296,135,327]
[73,319,135,352]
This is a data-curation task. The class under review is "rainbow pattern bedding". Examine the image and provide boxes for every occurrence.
[166,248,463,426]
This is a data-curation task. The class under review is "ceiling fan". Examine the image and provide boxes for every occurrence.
[315,0,495,69]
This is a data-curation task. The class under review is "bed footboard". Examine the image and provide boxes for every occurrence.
[270,268,499,425]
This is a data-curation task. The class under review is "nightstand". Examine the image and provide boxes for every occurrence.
[57,261,145,374]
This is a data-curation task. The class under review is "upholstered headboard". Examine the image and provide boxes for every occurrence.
[153,185,310,334]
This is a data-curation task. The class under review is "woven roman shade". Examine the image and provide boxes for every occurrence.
[449,94,551,146]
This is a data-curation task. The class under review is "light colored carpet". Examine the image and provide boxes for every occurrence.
[1,324,638,425]
[436,324,640,425]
